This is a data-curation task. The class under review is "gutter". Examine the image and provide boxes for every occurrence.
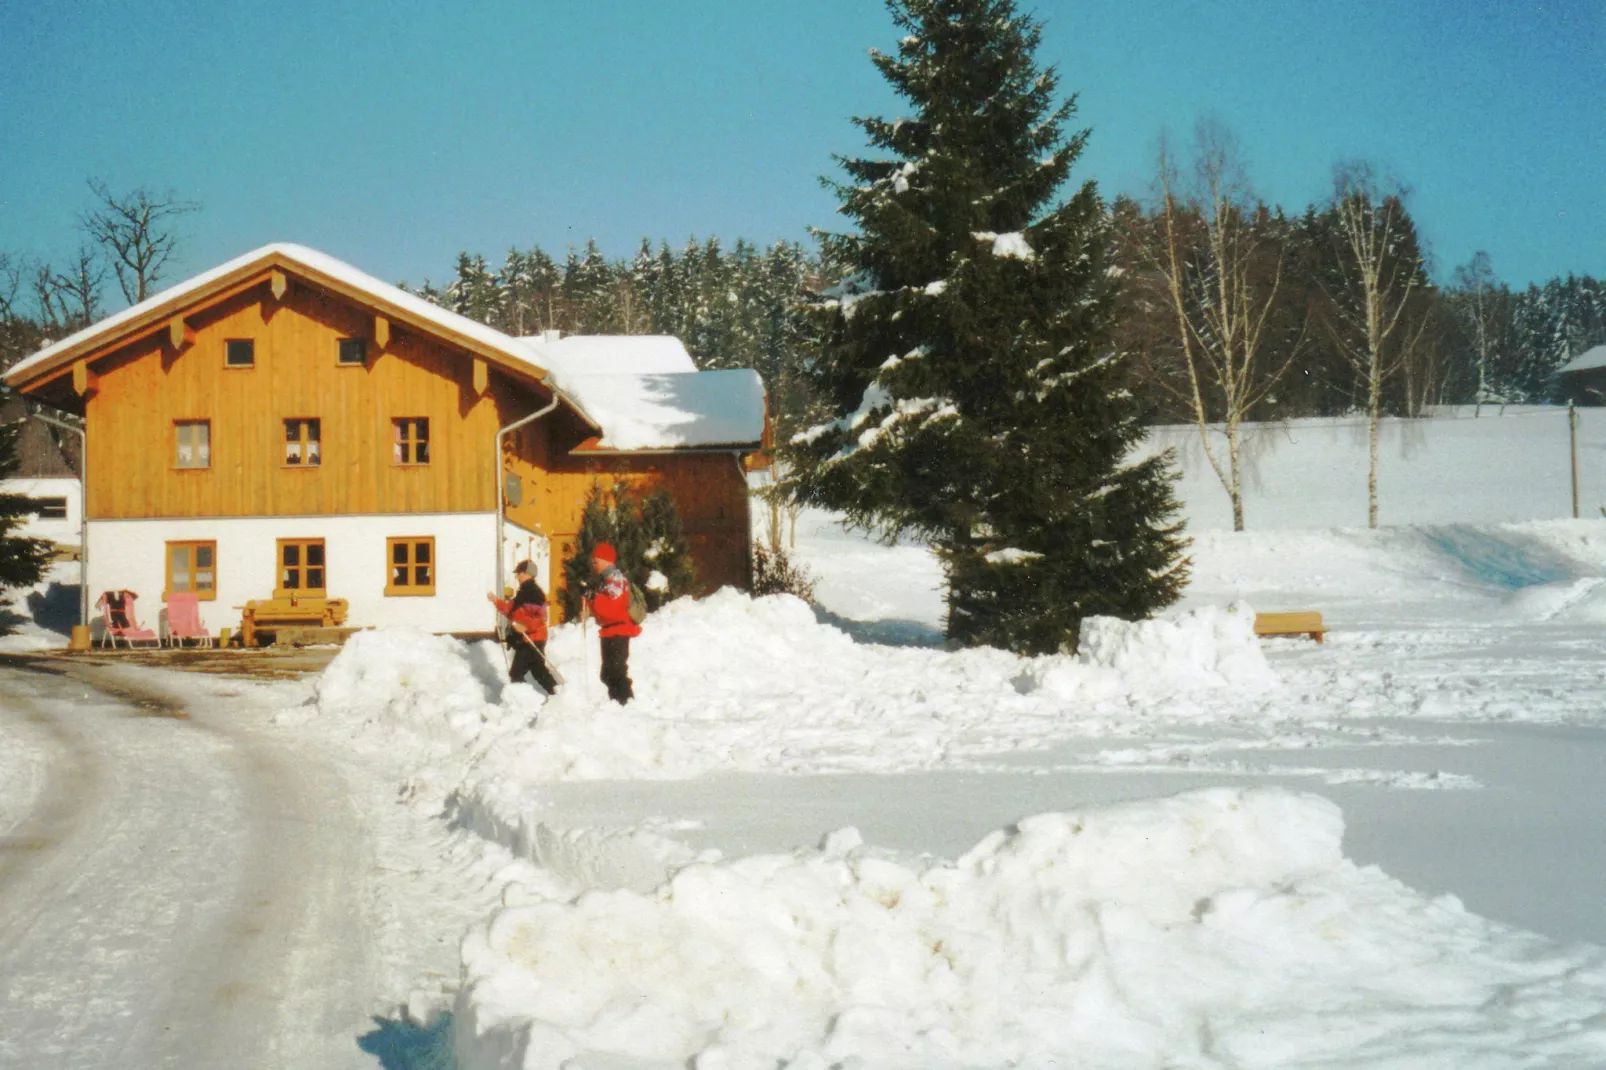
[28,409,88,629]
[494,396,561,611]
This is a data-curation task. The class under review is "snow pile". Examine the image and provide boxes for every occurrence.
[1020,601,1277,702]
[455,787,1606,1069]
[291,593,1284,800]
[1506,576,1606,621]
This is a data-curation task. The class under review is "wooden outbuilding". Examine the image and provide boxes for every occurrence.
[1,244,764,637]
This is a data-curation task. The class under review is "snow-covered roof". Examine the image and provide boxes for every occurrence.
[2,243,767,453]
[516,334,698,377]
[563,369,766,451]
[3,243,572,397]
[1557,345,1606,375]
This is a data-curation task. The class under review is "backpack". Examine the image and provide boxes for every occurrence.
[626,580,648,625]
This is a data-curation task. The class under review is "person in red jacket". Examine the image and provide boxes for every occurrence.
[584,542,640,704]
[486,560,559,695]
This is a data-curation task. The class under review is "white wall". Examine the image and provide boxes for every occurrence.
[1138,407,1606,531]
[85,512,499,636]
[1,477,82,544]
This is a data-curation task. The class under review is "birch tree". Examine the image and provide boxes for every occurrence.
[1321,163,1429,528]
[81,180,199,305]
[1144,121,1297,531]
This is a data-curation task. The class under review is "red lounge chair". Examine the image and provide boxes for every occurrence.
[164,592,215,648]
[96,590,160,648]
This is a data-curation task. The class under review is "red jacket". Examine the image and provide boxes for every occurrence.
[586,567,642,638]
[493,579,549,642]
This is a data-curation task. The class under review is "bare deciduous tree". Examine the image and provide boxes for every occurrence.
[49,246,106,329]
[81,180,199,305]
[1323,162,1428,528]
[1144,120,1299,531]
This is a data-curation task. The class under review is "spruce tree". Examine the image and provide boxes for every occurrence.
[0,415,51,635]
[784,0,1188,654]
[559,482,697,618]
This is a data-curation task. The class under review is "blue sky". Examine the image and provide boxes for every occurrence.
[2,0,1600,302]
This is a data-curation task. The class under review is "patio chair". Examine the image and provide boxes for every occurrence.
[95,590,160,648]
[164,592,215,648]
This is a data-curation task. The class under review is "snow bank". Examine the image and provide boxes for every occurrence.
[455,787,1606,1069]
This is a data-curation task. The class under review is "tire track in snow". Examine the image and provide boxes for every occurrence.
[0,660,379,1068]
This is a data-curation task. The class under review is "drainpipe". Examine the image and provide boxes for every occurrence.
[29,409,88,628]
[734,450,753,590]
[495,396,560,612]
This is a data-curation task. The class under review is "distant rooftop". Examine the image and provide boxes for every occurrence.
[1557,345,1606,375]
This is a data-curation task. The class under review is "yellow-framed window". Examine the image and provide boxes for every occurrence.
[385,537,435,596]
[166,540,217,600]
[276,538,327,596]
[175,420,211,469]
[284,418,322,466]
[392,417,430,465]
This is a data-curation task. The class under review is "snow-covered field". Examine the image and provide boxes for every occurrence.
[4,414,1606,1067]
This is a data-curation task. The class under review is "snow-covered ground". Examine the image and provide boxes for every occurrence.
[5,414,1606,1066]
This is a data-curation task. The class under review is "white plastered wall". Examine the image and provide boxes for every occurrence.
[2,477,82,544]
[85,512,498,635]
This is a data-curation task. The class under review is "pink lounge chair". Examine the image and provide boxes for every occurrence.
[96,590,160,648]
[164,592,214,648]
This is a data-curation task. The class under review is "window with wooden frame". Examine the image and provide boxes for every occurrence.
[166,540,217,600]
[276,539,327,596]
[284,418,322,466]
[337,338,367,366]
[385,537,435,596]
[174,420,211,469]
[225,339,255,367]
[392,418,430,465]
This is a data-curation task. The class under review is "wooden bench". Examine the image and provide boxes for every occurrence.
[238,596,349,648]
[1253,611,1326,644]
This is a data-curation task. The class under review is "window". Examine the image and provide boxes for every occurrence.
[34,497,68,520]
[385,537,435,596]
[175,421,211,469]
[276,539,326,596]
[167,541,217,600]
[284,418,322,466]
[225,339,255,367]
[392,418,429,464]
[338,338,367,366]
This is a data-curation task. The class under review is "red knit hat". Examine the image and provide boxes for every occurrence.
[592,542,617,564]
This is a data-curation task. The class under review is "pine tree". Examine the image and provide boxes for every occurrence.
[559,481,697,618]
[783,0,1188,654]
[0,414,52,634]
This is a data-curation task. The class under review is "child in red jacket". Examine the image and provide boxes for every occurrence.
[584,542,640,704]
[487,561,559,695]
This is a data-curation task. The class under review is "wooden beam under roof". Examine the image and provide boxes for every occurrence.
[269,269,287,300]
[168,316,195,351]
[374,314,390,350]
[72,359,98,397]
[472,357,488,396]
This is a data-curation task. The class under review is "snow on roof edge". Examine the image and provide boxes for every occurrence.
[1557,345,1606,375]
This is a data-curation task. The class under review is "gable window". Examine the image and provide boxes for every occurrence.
[338,338,367,366]
[276,539,326,596]
[175,420,211,469]
[166,540,217,600]
[225,339,255,367]
[33,497,68,520]
[385,537,435,596]
[392,418,429,464]
[284,418,322,466]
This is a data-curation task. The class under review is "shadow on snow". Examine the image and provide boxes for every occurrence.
[358,1011,456,1070]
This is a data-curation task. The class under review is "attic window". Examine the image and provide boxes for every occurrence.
[225,339,255,367]
[338,338,367,366]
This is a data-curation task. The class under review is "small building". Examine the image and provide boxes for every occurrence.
[1,244,765,637]
[0,394,82,548]
[1556,345,1606,406]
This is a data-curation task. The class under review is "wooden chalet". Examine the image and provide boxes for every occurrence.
[1,244,765,638]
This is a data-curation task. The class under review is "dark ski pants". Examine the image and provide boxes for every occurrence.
[509,639,559,695]
[600,635,633,705]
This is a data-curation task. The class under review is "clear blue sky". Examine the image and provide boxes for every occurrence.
[2,0,1600,303]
